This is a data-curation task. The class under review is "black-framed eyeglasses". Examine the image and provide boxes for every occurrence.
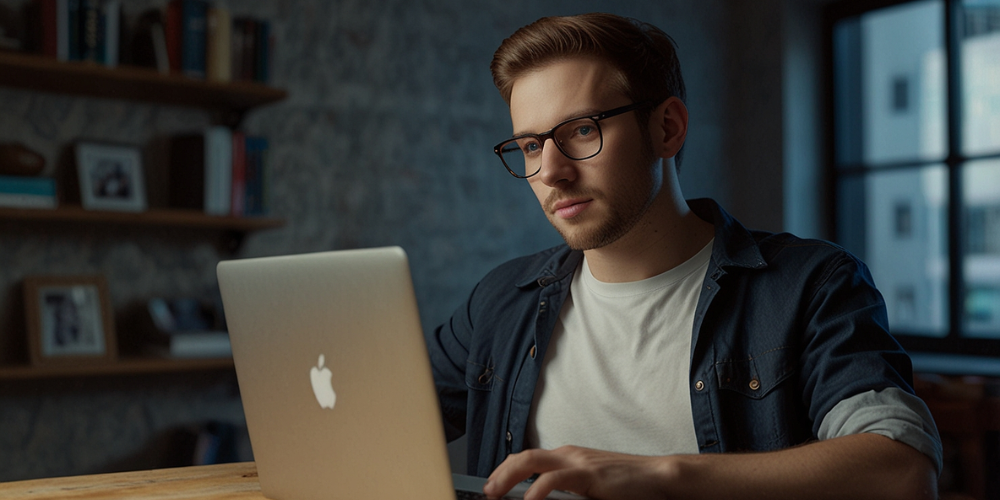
[493,101,654,179]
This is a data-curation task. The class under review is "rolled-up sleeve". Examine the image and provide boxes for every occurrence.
[818,387,943,475]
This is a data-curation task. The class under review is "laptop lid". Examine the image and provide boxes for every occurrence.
[217,247,454,500]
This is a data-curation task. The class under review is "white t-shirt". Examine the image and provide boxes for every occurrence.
[525,240,714,455]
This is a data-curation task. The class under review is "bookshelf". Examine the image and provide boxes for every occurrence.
[0,51,286,124]
[0,52,286,377]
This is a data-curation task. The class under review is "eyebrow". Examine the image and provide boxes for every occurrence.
[511,107,603,138]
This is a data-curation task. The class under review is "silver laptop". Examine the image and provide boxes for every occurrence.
[217,247,581,500]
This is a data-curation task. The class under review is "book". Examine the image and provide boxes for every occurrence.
[151,22,170,74]
[177,0,208,79]
[235,16,256,82]
[229,17,242,81]
[148,330,232,358]
[56,0,69,60]
[0,175,57,209]
[255,20,270,83]
[0,193,56,209]
[66,0,79,60]
[25,0,58,58]
[243,136,268,216]
[102,0,120,67]
[168,127,232,215]
[78,0,100,62]
[230,131,245,217]
[206,6,231,82]
[128,8,168,72]
[204,126,232,216]
[164,0,181,73]
[144,297,231,358]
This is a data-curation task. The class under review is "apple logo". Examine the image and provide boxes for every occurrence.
[310,354,336,409]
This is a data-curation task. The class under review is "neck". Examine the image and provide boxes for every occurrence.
[583,189,715,284]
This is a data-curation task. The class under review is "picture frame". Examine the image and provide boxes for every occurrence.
[75,142,147,212]
[23,275,118,366]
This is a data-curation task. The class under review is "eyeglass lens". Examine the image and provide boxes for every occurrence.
[499,117,603,178]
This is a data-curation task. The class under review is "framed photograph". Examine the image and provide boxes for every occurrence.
[75,142,147,212]
[24,275,118,366]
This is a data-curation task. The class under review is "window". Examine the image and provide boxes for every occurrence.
[829,0,1000,356]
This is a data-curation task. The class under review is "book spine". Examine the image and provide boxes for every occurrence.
[39,0,58,57]
[206,6,231,82]
[242,18,256,82]
[102,0,120,66]
[255,20,270,83]
[164,0,182,73]
[180,0,208,79]
[95,4,105,63]
[0,175,57,196]
[151,22,170,74]
[56,0,69,60]
[230,131,245,217]
[243,136,260,216]
[79,0,100,62]
[67,0,80,60]
[0,193,57,209]
[203,126,232,216]
[230,17,245,82]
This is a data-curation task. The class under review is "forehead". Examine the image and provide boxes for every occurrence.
[508,57,625,134]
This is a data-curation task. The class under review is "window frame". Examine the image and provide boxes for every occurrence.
[825,0,1000,357]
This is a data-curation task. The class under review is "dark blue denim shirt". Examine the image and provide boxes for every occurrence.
[428,199,915,477]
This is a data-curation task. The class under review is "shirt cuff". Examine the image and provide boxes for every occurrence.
[817,387,943,475]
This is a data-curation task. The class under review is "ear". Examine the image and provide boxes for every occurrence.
[649,97,688,160]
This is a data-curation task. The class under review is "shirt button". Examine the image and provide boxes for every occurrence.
[529,345,537,359]
[506,431,512,442]
[749,379,760,391]
[695,380,705,391]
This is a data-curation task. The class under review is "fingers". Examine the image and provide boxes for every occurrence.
[485,448,573,498]
[523,467,590,500]
[486,447,600,499]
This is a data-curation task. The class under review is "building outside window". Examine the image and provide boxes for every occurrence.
[829,0,1000,355]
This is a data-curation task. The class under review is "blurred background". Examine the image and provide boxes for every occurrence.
[0,0,997,498]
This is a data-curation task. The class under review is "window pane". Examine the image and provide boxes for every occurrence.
[861,1,947,165]
[963,160,1000,337]
[962,0,1000,156]
[862,167,949,336]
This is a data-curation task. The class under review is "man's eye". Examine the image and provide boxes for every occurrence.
[577,125,594,136]
[523,142,541,154]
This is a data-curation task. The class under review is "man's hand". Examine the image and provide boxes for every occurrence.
[484,446,677,500]
[483,434,936,500]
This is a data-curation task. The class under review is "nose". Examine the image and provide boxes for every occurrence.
[535,138,577,187]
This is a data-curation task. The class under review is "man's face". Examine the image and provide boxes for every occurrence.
[508,57,661,251]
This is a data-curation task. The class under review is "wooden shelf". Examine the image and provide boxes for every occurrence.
[0,356,234,380]
[0,206,284,231]
[0,52,285,384]
[0,51,287,114]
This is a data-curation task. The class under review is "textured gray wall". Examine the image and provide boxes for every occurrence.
[0,0,800,481]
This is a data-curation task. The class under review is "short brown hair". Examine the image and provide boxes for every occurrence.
[490,13,687,167]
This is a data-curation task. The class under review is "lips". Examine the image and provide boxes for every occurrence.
[551,198,592,219]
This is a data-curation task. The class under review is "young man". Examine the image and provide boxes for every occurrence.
[428,13,942,500]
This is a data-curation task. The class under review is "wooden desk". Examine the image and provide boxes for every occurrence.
[0,462,264,499]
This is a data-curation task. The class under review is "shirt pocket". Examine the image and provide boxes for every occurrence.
[715,346,797,399]
[466,356,495,392]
